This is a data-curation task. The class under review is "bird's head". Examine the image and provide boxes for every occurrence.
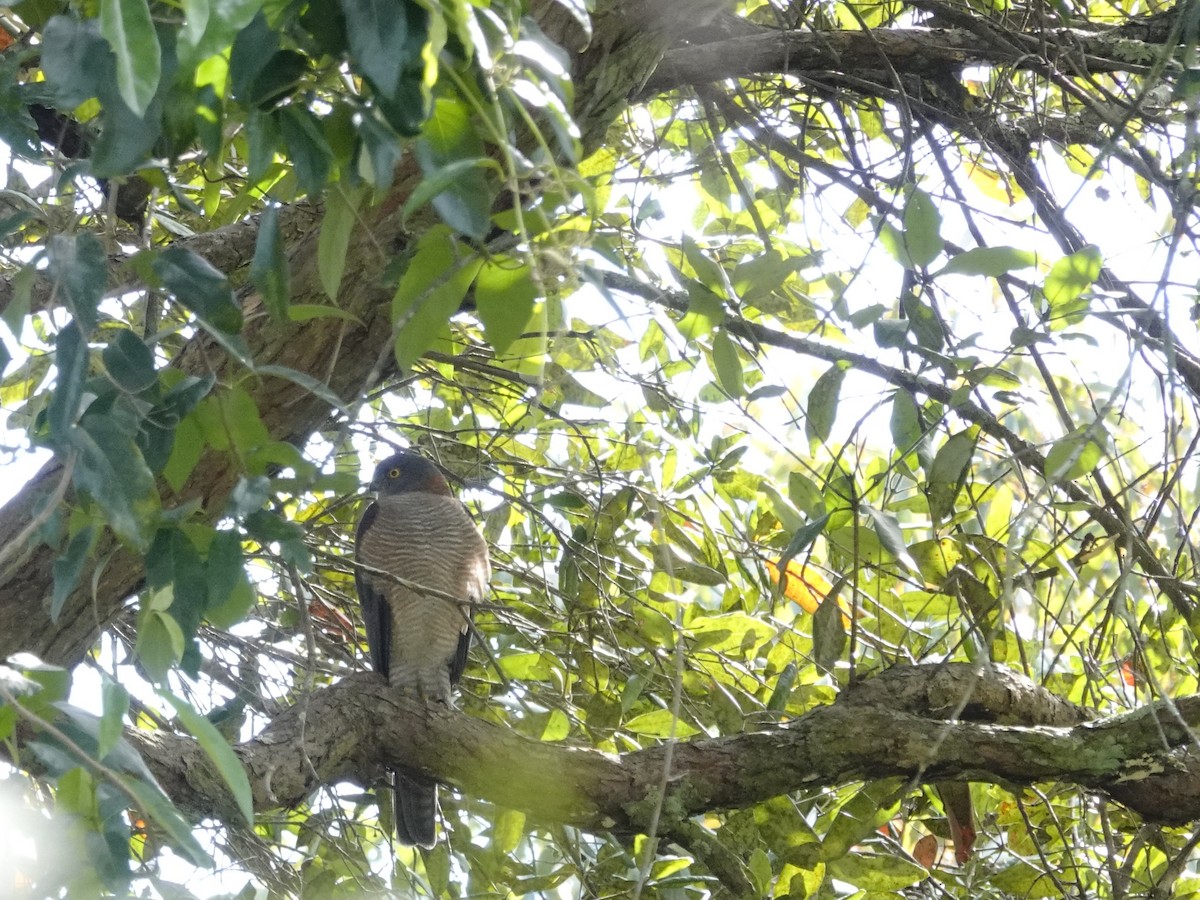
[368,452,452,496]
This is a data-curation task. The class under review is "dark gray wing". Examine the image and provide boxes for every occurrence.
[354,501,391,676]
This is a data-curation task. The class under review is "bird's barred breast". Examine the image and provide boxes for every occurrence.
[358,494,488,686]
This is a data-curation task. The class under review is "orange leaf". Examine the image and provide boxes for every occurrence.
[912,834,938,869]
[309,598,355,638]
[765,558,832,614]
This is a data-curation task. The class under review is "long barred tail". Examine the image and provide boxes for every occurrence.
[394,768,438,848]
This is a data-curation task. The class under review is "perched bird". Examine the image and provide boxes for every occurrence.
[354,451,491,847]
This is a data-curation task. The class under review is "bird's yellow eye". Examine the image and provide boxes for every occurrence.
[388,467,401,478]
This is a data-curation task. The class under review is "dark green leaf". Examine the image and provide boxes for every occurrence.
[405,156,494,240]
[207,528,247,608]
[97,679,129,761]
[123,777,212,866]
[889,388,925,460]
[412,96,492,239]
[51,524,95,621]
[154,246,242,334]
[99,0,161,116]
[250,204,290,320]
[102,329,157,393]
[70,415,159,549]
[277,106,332,195]
[255,365,349,414]
[162,373,216,419]
[863,505,918,571]
[48,322,88,443]
[359,112,405,190]
[179,0,264,67]
[41,17,110,107]
[162,690,254,823]
[229,12,278,103]
[765,661,797,712]
[339,0,413,97]
[340,0,428,133]
[47,233,106,334]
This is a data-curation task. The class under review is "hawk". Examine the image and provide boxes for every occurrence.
[354,451,491,847]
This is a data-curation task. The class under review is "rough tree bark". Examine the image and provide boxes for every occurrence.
[122,665,1200,834]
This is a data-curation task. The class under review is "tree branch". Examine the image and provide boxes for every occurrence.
[124,665,1200,844]
[640,22,1179,97]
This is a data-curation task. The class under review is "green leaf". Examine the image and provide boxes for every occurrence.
[277,106,332,194]
[99,0,161,116]
[474,257,537,355]
[135,607,183,682]
[413,97,492,239]
[900,185,944,268]
[98,679,130,761]
[250,204,290,320]
[392,225,483,371]
[318,183,363,302]
[47,233,106,333]
[927,430,976,521]
[51,524,95,621]
[154,246,243,334]
[493,808,526,855]
[10,654,71,708]
[711,330,743,397]
[1045,425,1107,483]
[766,661,798,712]
[180,0,264,66]
[123,777,212,867]
[1043,245,1102,324]
[805,364,845,444]
[623,709,700,739]
[679,283,724,344]
[940,245,1037,277]
[102,329,157,393]
[48,322,88,443]
[41,16,111,107]
[340,0,430,135]
[161,690,254,824]
[404,157,496,239]
[70,415,159,550]
[254,365,349,414]
[863,505,918,572]
[812,577,845,670]
[827,852,925,891]
[339,0,416,98]
[206,576,256,629]
[889,388,926,461]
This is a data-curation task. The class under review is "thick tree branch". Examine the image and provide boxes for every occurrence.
[640,22,1180,96]
[125,665,1200,842]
